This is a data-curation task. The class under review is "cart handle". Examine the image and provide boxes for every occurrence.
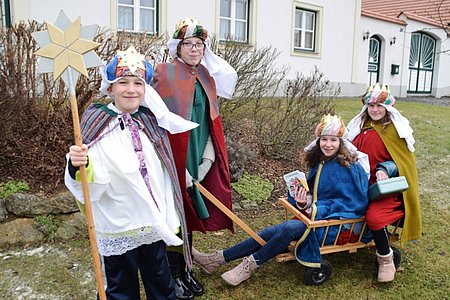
[278,198,366,229]
[195,182,266,246]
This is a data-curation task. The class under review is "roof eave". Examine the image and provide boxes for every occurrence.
[362,9,407,25]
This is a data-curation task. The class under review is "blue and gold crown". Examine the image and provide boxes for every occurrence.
[105,46,153,84]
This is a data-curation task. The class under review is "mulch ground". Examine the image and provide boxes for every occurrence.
[227,118,303,201]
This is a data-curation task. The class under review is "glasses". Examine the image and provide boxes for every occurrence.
[180,42,205,50]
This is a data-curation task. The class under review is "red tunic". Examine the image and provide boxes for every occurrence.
[152,60,234,233]
[352,129,404,230]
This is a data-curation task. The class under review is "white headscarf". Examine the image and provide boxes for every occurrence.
[346,104,415,152]
[99,63,198,134]
[167,23,238,99]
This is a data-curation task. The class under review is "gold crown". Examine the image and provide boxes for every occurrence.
[175,17,202,31]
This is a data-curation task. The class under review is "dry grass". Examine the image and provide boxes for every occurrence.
[0,99,449,299]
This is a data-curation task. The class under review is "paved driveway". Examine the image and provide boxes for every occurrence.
[399,96,450,106]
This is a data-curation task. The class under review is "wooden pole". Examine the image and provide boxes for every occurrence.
[194,182,266,246]
[69,92,106,300]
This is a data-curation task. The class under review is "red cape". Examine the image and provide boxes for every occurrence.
[153,60,234,233]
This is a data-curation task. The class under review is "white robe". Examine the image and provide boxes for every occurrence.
[65,105,183,256]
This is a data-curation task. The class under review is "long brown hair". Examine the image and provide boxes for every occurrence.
[305,138,358,169]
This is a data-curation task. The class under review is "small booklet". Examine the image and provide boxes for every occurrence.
[283,170,309,197]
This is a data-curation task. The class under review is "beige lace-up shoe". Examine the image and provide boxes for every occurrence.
[221,256,259,286]
[192,247,224,274]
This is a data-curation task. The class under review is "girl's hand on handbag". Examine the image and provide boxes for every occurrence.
[376,170,388,181]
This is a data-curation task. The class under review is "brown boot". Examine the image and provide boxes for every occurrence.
[221,256,259,286]
[377,249,396,282]
[192,247,224,274]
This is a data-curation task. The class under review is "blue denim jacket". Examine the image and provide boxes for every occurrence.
[376,160,398,177]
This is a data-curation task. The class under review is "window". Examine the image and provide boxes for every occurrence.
[367,36,381,86]
[118,0,158,34]
[294,8,315,51]
[291,2,322,58]
[1,0,12,27]
[408,32,436,93]
[220,0,249,42]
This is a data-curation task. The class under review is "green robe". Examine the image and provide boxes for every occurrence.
[186,82,210,219]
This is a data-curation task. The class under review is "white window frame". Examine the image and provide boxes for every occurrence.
[219,0,249,42]
[294,9,315,51]
[117,0,158,34]
[291,1,323,58]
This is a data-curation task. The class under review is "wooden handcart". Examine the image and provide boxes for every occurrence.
[195,183,402,286]
[275,197,401,285]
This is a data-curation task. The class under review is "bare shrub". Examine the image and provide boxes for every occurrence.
[208,38,294,179]
[0,21,339,193]
[0,21,165,194]
[0,21,73,193]
[252,67,340,159]
[225,129,257,183]
[210,38,340,161]
[210,38,289,119]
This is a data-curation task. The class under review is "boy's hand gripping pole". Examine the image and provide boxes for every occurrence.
[32,11,106,299]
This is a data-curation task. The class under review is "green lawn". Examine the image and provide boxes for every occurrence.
[0,99,448,299]
[193,99,450,299]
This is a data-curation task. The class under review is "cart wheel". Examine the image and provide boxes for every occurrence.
[304,259,332,285]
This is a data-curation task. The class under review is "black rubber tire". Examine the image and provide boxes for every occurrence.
[303,259,332,285]
[392,246,401,269]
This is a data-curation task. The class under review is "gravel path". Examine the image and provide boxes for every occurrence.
[398,96,450,106]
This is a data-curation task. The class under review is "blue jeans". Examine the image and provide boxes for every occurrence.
[223,220,306,265]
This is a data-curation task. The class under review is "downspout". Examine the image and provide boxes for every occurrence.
[399,27,407,97]
[351,0,362,85]
[4,0,11,27]
[398,13,407,97]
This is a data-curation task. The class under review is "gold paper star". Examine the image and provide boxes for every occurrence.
[116,46,146,74]
[34,17,100,80]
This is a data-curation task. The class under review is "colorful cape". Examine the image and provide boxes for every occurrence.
[152,60,233,233]
[370,123,421,246]
[353,128,404,231]
[293,160,369,267]
[79,103,192,266]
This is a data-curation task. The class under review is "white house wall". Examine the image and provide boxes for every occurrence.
[163,0,216,36]
[435,40,450,97]
[156,0,363,97]
[399,17,450,98]
[6,0,449,97]
[360,16,406,96]
[10,0,111,27]
[253,0,362,96]
[361,15,450,98]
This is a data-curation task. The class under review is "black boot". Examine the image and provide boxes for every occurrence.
[173,274,195,300]
[168,251,194,300]
[182,233,204,296]
[181,269,204,296]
